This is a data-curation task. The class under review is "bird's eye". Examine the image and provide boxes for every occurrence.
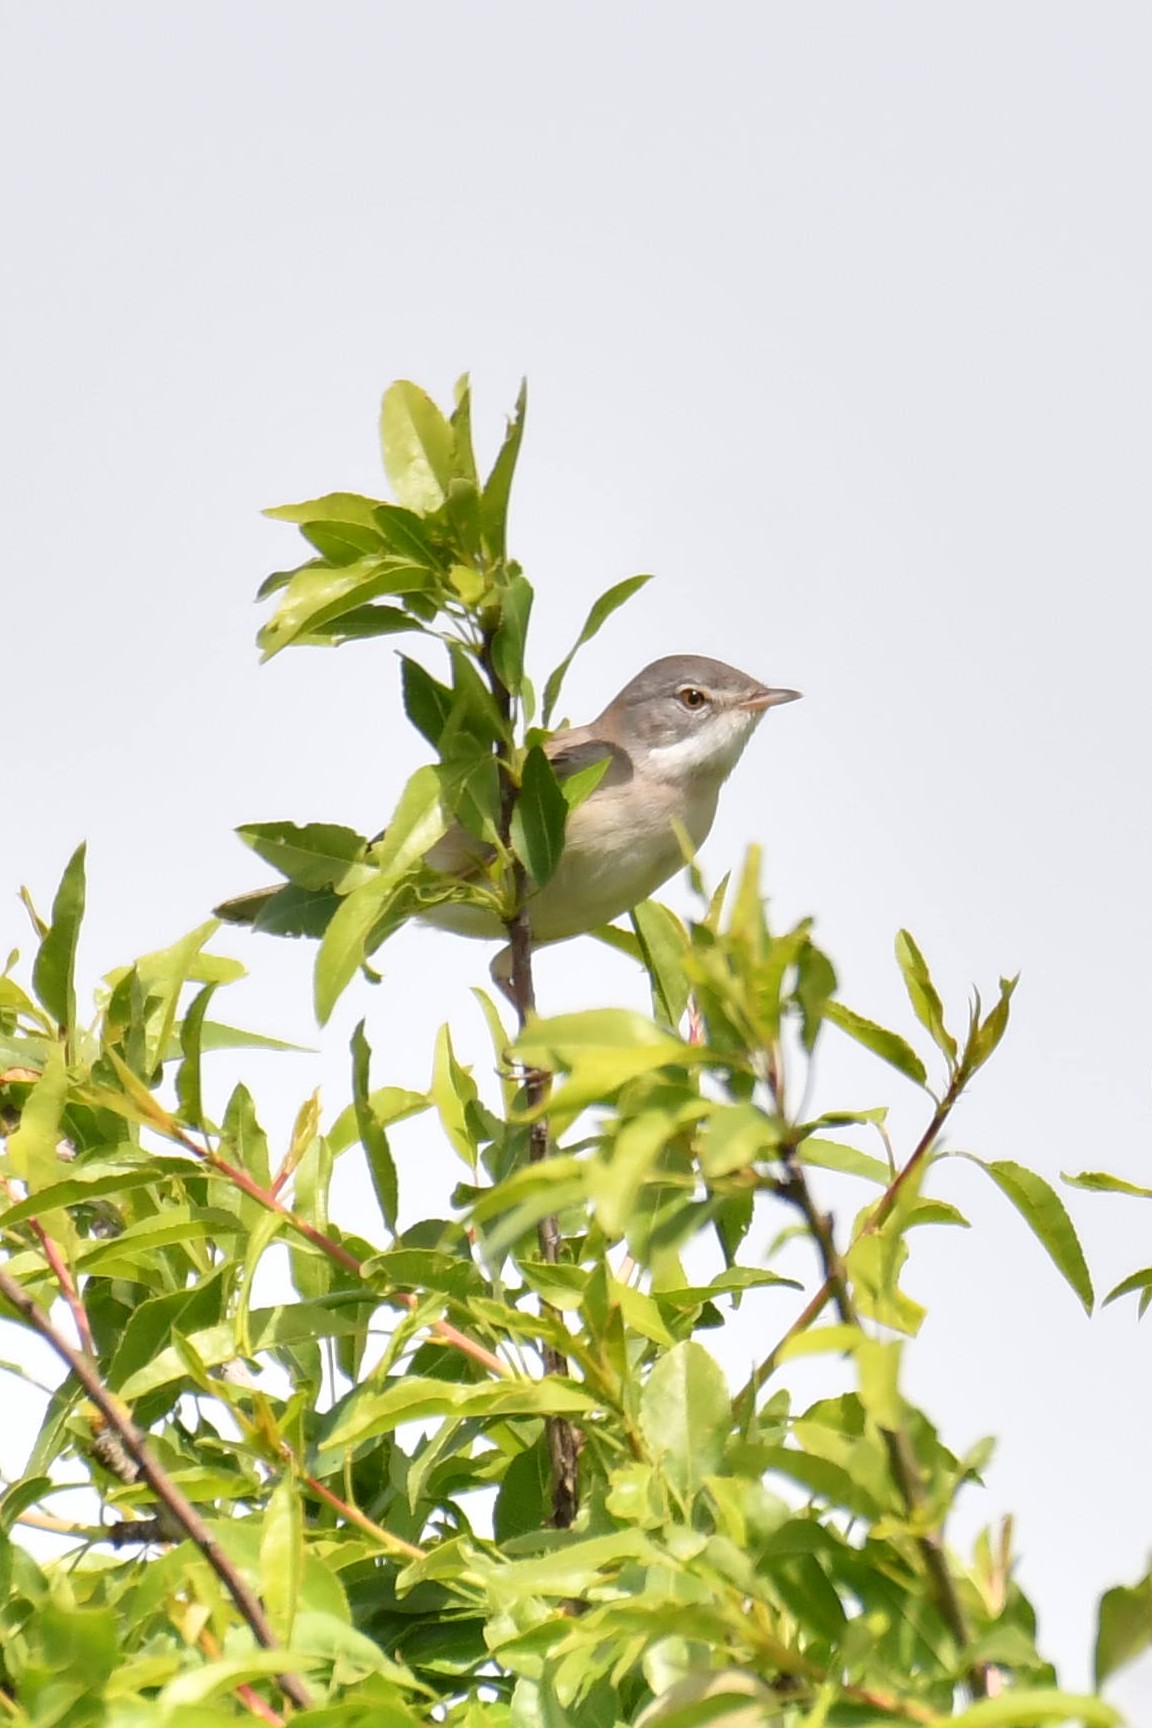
[677,686,709,710]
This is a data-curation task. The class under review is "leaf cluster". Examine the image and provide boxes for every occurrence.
[0,381,1145,1727]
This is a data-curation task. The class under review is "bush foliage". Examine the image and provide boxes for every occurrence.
[0,380,1147,1725]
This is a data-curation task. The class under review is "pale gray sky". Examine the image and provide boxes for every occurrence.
[3,3,1151,1707]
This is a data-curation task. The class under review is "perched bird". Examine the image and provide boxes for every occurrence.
[216,655,799,963]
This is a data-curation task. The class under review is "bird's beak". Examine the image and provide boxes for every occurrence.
[741,686,802,712]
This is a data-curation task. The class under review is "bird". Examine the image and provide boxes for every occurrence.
[215,655,799,968]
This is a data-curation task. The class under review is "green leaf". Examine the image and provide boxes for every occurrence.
[1095,1571,1152,1684]
[542,574,653,723]
[967,975,1018,1075]
[318,1375,593,1453]
[32,843,86,1031]
[380,380,455,513]
[257,555,432,659]
[639,1341,730,1496]
[490,570,534,695]
[265,491,386,529]
[261,1471,304,1642]
[631,900,691,1029]
[511,746,568,887]
[313,875,392,1025]
[1064,1170,1152,1200]
[823,999,928,1088]
[401,656,453,748]
[6,1045,69,1197]
[969,1157,1094,1313]
[894,928,957,1066]
[300,519,384,563]
[480,380,526,560]
[431,1024,480,1168]
[175,981,218,1129]
[237,822,367,890]
[795,1136,891,1185]
[351,1021,398,1231]
[947,1690,1120,1727]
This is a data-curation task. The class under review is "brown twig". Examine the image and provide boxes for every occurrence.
[0,1172,96,1356]
[769,1085,989,1702]
[737,1068,967,1408]
[481,629,581,1529]
[168,1123,509,1381]
[0,1263,312,1715]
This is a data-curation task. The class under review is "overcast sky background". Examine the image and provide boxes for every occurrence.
[3,3,1151,1709]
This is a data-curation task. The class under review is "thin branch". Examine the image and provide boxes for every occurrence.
[0,1172,96,1356]
[0,1263,312,1715]
[772,1126,990,1702]
[302,1472,425,1561]
[480,628,581,1530]
[169,1123,509,1381]
[738,1068,967,1407]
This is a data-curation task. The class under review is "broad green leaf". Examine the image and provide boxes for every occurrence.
[257,555,432,658]
[856,1337,903,1428]
[401,655,453,747]
[894,928,957,1065]
[968,1157,1094,1313]
[511,746,568,887]
[1095,1571,1152,1684]
[699,1102,782,1177]
[236,822,367,890]
[159,1650,320,1709]
[313,877,392,1024]
[380,380,455,513]
[823,999,928,1088]
[32,843,86,1031]
[265,491,386,529]
[542,574,654,723]
[639,1341,730,1496]
[373,765,449,877]
[351,1021,398,1230]
[480,379,526,560]
[301,518,384,563]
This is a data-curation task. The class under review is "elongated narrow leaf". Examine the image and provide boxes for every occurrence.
[175,981,218,1130]
[970,1156,1094,1313]
[313,877,391,1025]
[260,1471,303,1642]
[264,492,386,529]
[490,570,534,695]
[351,1021,398,1231]
[1064,1170,1152,1200]
[480,380,526,560]
[894,928,957,1065]
[380,380,455,513]
[511,746,568,887]
[631,900,691,1029]
[542,574,653,723]
[823,999,928,1088]
[401,656,454,748]
[32,843,86,1030]
[947,1690,1119,1727]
